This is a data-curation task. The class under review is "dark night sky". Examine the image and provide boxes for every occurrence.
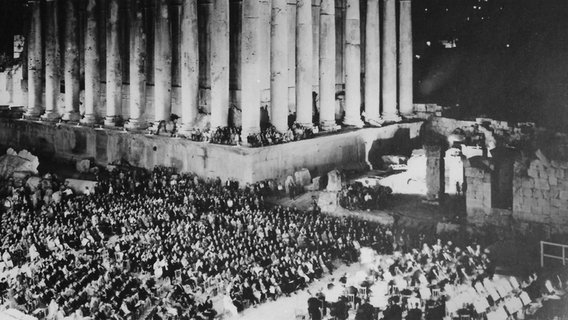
[413,0,568,131]
[1,0,568,131]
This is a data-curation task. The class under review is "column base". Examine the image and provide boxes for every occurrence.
[40,111,61,122]
[365,118,383,127]
[80,114,97,126]
[23,110,41,120]
[104,115,119,127]
[61,111,81,123]
[296,122,314,128]
[343,116,364,128]
[319,119,338,131]
[400,112,416,120]
[380,113,402,124]
[124,119,147,131]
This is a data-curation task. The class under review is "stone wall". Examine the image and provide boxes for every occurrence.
[464,159,493,216]
[512,158,568,232]
[0,119,422,184]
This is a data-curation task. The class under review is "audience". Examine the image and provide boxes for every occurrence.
[0,165,393,319]
[1,164,565,320]
[339,181,393,211]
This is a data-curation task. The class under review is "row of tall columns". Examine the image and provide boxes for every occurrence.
[22,0,413,133]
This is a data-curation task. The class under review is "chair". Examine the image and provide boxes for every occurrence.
[347,293,356,307]
[357,286,368,297]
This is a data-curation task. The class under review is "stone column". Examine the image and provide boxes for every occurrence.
[398,0,413,117]
[364,0,381,125]
[179,0,199,133]
[105,0,122,127]
[295,0,313,126]
[380,0,400,122]
[25,0,42,119]
[126,0,146,130]
[62,0,81,122]
[270,0,288,133]
[425,144,444,200]
[343,0,363,127]
[318,0,336,131]
[241,0,261,141]
[210,0,230,129]
[82,0,99,125]
[42,0,61,122]
[154,0,172,123]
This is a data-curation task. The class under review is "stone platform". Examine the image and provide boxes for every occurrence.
[0,119,422,184]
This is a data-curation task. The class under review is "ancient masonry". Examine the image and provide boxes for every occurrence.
[12,0,414,136]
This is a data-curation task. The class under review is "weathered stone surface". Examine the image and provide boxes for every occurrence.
[0,154,37,179]
[326,169,343,192]
[16,150,39,174]
[312,176,321,190]
[76,159,91,173]
[284,175,295,194]
[294,168,311,186]
[407,150,426,180]
[317,191,338,213]
[26,176,42,192]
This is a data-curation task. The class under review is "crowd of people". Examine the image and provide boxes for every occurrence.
[306,238,567,320]
[338,182,393,211]
[0,165,395,319]
[149,120,317,147]
[0,161,565,320]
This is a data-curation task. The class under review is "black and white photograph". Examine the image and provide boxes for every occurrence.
[0,0,567,319]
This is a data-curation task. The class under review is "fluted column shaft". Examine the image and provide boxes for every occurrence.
[42,0,61,122]
[295,0,313,126]
[82,0,99,125]
[364,0,381,124]
[154,0,172,123]
[343,0,363,126]
[318,0,336,130]
[270,0,288,132]
[126,0,146,130]
[180,0,199,132]
[62,0,80,122]
[381,0,400,122]
[399,0,413,117]
[25,0,42,119]
[241,0,261,140]
[210,0,230,129]
[105,0,121,126]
